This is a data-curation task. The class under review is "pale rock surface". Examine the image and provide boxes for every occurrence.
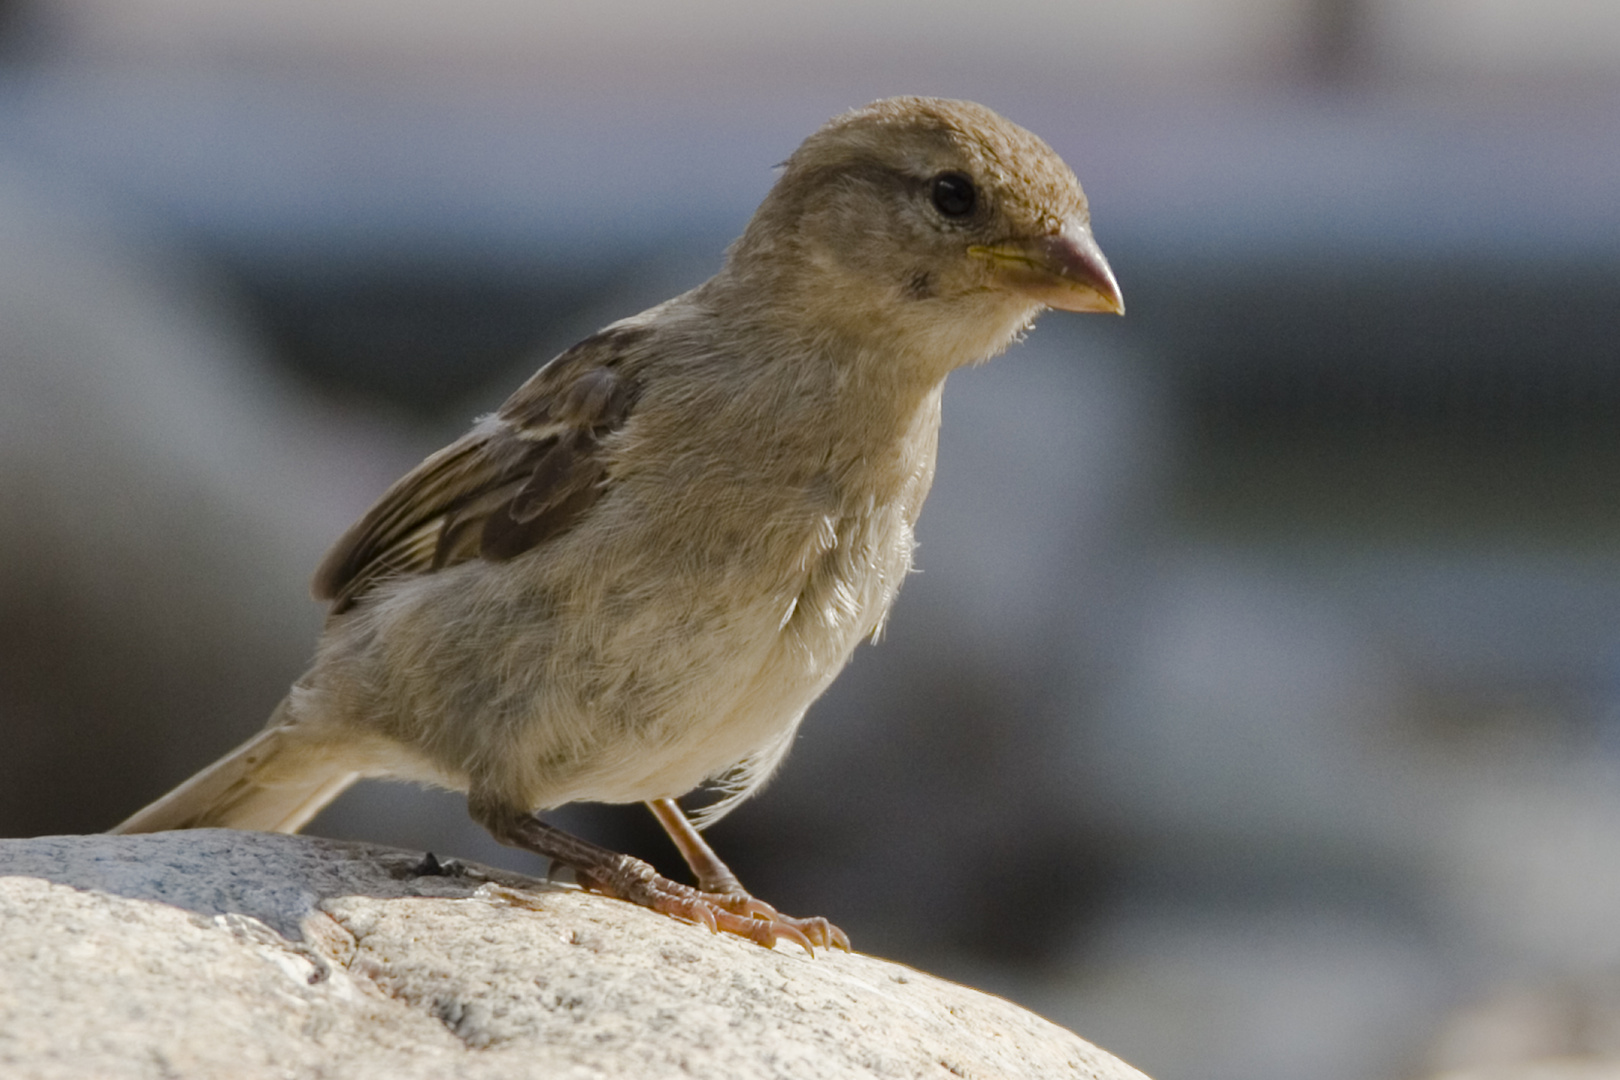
[0,831,1152,1080]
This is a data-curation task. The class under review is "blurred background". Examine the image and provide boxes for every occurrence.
[2,2,1619,1079]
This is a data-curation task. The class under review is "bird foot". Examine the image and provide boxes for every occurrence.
[577,857,850,954]
[474,806,851,953]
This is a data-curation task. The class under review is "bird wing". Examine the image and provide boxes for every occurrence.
[312,326,645,613]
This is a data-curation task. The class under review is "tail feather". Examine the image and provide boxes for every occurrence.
[111,701,359,835]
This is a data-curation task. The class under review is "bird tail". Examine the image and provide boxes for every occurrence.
[110,697,360,835]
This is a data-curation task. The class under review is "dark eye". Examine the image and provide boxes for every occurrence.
[930,172,977,218]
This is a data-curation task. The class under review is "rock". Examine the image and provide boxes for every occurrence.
[0,832,1151,1080]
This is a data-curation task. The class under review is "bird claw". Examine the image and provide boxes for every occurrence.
[698,892,849,951]
[792,915,852,953]
[692,896,849,954]
[706,890,779,921]
[579,861,848,954]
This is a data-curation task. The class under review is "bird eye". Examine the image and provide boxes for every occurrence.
[930,172,977,218]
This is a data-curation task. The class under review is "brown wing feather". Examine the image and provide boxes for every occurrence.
[312,328,643,613]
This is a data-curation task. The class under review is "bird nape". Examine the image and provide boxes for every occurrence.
[111,96,1123,953]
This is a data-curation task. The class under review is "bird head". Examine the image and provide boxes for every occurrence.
[727,96,1123,373]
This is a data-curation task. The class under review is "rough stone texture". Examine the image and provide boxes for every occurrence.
[0,832,1152,1080]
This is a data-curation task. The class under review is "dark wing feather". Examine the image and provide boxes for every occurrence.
[312,327,644,613]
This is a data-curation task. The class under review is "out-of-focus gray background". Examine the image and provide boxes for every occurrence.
[3,2,1619,1078]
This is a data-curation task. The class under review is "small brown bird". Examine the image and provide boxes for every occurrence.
[113,96,1123,951]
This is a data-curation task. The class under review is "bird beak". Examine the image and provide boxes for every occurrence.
[970,225,1124,315]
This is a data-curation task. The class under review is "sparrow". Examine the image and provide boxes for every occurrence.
[112,96,1123,952]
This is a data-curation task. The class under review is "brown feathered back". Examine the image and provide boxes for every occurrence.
[312,328,641,612]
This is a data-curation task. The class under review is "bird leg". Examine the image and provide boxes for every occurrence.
[471,796,846,953]
[645,797,745,893]
[646,797,850,952]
